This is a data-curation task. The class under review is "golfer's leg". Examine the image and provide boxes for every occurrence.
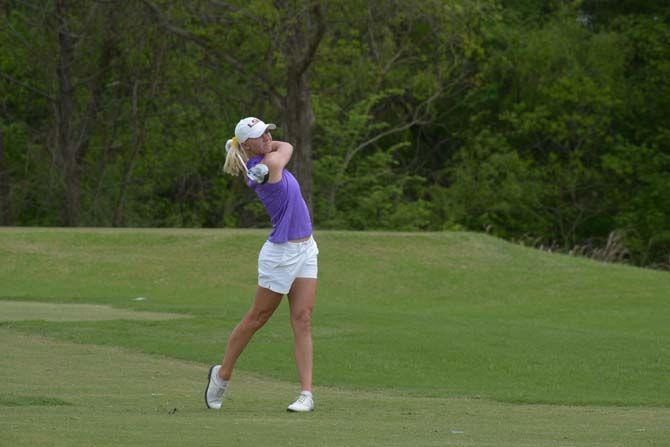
[288,278,317,391]
[219,286,283,380]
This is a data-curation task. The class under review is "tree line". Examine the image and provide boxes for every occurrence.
[1,0,669,268]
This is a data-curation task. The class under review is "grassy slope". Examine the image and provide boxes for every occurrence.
[1,228,669,407]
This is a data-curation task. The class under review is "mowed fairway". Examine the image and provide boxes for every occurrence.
[2,329,668,447]
[1,228,669,446]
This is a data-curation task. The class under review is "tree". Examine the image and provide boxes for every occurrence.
[1,0,124,226]
[0,127,9,224]
[447,6,629,246]
[142,0,326,212]
[311,0,488,228]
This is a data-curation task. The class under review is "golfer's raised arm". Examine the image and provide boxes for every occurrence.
[264,141,293,183]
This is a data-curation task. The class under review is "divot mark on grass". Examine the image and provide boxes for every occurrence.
[0,300,190,322]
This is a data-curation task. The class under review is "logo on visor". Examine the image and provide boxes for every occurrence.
[247,118,260,128]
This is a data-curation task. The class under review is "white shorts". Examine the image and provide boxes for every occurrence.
[258,236,319,294]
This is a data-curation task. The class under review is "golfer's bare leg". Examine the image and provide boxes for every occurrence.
[288,278,317,391]
[219,286,283,380]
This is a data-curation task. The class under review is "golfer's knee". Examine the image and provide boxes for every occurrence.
[244,310,272,332]
[291,309,312,333]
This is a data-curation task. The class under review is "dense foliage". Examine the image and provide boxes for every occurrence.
[1,0,668,267]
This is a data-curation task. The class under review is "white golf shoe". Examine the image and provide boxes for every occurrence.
[287,392,314,412]
[204,365,228,409]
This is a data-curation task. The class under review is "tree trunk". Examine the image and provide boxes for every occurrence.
[113,81,144,227]
[284,69,315,213]
[280,0,325,216]
[0,128,10,225]
[112,26,165,227]
[55,0,79,226]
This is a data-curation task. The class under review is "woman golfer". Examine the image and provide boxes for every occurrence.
[205,117,318,412]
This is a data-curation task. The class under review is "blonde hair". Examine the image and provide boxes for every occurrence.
[223,137,248,176]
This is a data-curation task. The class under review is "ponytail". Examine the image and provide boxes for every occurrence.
[223,137,248,176]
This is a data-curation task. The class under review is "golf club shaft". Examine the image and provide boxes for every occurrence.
[234,151,249,174]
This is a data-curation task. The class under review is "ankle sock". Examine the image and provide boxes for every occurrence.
[213,368,228,387]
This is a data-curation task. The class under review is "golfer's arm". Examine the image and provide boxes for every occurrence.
[264,141,293,183]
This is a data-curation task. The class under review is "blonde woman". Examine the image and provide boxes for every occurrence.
[205,117,318,412]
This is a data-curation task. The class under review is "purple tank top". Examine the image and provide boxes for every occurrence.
[247,156,312,243]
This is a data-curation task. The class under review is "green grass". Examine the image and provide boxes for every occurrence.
[0,300,190,321]
[0,227,669,445]
[1,228,669,406]
[2,328,668,447]
[0,394,72,407]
